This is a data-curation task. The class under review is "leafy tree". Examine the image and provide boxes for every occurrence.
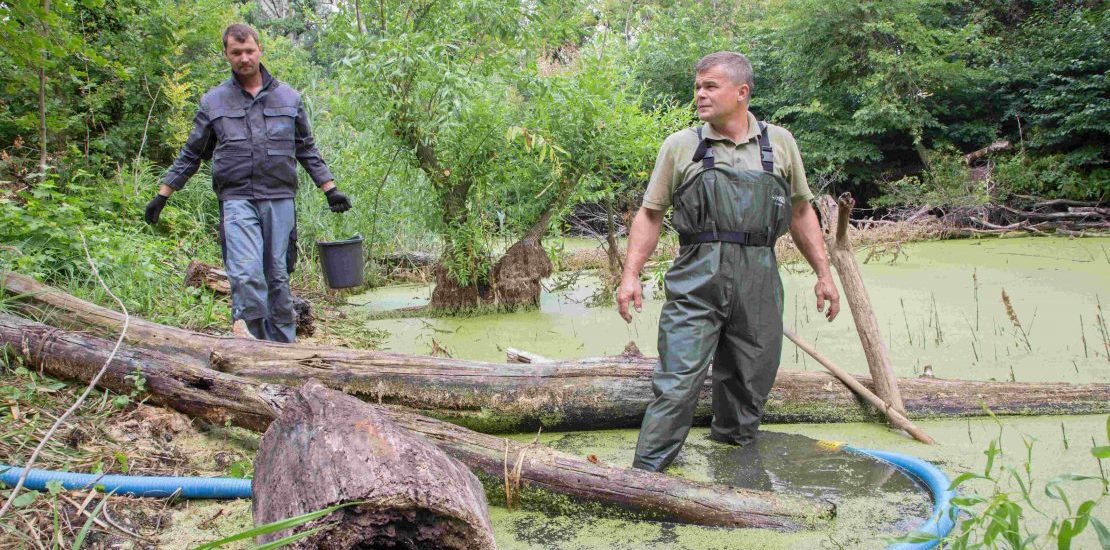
[762,0,993,196]
[991,4,1108,199]
[331,0,673,310]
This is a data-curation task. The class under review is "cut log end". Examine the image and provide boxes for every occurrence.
[253,380,495,549]
[299,506,483,550]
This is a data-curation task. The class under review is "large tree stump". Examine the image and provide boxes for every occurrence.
[253,380,495,549]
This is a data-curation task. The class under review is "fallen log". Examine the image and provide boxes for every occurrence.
[253,380,495,549]
[1030,199,1104,210]
[963,140,1011,165]
[4,273,1110,432]
[0,313,831,530]
[378,251,437,269]
[0,313,288,431]
[185,260,232,295]
[1000,205,1105,222]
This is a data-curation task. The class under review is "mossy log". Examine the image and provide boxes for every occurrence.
[0,313,831,530]
[253,380,496,549]
[4,272,1109,434]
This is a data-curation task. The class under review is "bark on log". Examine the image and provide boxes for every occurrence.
[253,380,495,549]
[4,273,1110,433]
[819,194,906,414]
[0,312,289,431]
[0,313,830,530]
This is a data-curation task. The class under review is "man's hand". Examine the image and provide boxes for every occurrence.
[144,194,169,225]
[325,188,351,213]
[815,276,840,321]
[616,275,644,323]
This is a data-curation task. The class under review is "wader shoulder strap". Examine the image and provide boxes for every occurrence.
[758,121,774,173]
[691,127,715,169]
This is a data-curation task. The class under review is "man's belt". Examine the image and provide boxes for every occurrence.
[678,230,773,247]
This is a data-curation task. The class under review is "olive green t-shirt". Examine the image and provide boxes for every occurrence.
[642,112,814,211]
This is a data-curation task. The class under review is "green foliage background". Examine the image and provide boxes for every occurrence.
[0,0,1106,322]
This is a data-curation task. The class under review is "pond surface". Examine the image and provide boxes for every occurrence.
[348,236,1110,548]
[352,236,1109,385]
[491,415,1108,549]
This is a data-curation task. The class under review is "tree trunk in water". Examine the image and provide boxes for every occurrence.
[429,259,492,312]
[429,229,552,312]
[429,176,564,312]
[5,273,1108,433]
[489,235,552,310]
[0,313,831,530]
[819,194,906,415]
[253,380,495,549]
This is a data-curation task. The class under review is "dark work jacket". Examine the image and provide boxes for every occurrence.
[163,65,333,200]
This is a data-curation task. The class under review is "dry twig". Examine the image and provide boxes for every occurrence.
[0,233,131,521]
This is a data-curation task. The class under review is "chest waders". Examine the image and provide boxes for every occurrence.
[633,122,792,472]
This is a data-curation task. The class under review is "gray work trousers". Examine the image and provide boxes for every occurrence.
[220,199,297,343]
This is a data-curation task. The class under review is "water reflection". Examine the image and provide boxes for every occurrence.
[703,431,919,499]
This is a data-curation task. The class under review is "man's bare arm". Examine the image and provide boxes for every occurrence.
[617,207,665,322]
[789,200,840,321]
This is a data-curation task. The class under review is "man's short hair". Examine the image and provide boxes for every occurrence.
[222,24,260,50]
[696,52,754,93]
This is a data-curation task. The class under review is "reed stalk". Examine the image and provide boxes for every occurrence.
[900,298,913,346]
[930,293,943,345]
[1096,296,1109,358]
[1080,314,1089,358]
[1001,289,1032,352]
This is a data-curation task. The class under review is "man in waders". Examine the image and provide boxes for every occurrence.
[143,24,352,343]
[617,52,840,472]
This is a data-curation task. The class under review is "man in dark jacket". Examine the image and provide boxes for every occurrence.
[144,24,351,343]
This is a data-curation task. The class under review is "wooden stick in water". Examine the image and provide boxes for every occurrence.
[783,327,935,445]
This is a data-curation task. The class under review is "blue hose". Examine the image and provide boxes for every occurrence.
[1,465,251,499]
[6,446,956,549]
[842,446,957,550]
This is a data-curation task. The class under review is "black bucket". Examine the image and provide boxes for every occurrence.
[317,235,365,289]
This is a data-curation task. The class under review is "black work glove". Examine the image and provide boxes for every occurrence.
[144,194,169,225]
[325,187,351,213]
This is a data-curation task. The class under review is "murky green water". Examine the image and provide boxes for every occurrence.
[491,415,1108,549]
[352,237,1110,385]
[348,236,1110,548]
